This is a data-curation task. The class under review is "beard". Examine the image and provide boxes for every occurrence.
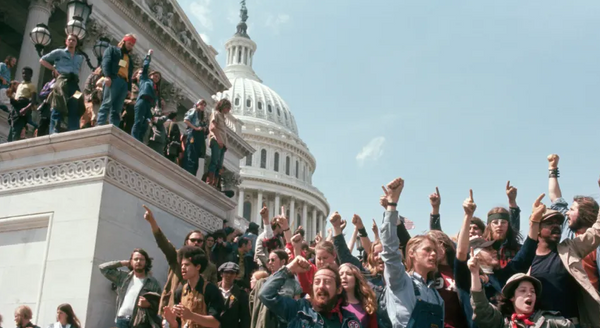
[568,217,585,232]
[311,289,339,314]
[121,44,130,54]
[134,267,145,273]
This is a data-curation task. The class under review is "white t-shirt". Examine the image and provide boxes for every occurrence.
[117,276,146,317]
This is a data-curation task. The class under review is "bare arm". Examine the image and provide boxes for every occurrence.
[39,59,58,76]
[548,154,562,202]
[348,227,358,253]
[457,190,476,262]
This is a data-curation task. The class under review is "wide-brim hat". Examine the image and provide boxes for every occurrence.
[540,209,565,225]
[469,237,495,250]
[501,273,542,298]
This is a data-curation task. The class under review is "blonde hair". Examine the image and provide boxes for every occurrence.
[339,263,377,315]
[405,235,438,281]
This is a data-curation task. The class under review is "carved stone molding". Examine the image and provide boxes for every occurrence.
[229,215,249,232]
[0,156,223,232]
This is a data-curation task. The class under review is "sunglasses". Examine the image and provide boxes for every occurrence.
[189,238,204,243]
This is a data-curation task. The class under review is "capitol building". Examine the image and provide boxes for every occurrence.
[215,4,329,240]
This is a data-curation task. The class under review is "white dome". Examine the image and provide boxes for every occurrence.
[221,77,299,136]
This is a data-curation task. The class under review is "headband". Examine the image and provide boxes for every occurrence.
[487,212,510,224]
[122,35,136,45]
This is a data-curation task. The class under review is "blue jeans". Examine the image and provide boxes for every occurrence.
[209,139,226,179]
[116,317,130,328]
[182,129,206,175]
[49,79,80,134]
[131,97,152,142]
[97,77,128,127]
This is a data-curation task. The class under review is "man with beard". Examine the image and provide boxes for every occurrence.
[259,256,361,328]
[547,154,600,291]
[531,199,600,328]
[97,34,136,127]
[13,305,40,328]
[99,248,162,328]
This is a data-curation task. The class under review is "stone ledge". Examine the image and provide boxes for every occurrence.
[0,125,238,232]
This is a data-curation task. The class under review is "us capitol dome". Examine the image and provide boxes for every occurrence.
[214,2,329,239]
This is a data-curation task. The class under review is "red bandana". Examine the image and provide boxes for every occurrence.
[511,313,535,328]
[327,297,345,323]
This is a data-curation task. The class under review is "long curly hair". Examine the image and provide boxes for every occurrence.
[57,303,81,328]
[483,207,522,250]
[367,239,383,276]
[339,263,377,315]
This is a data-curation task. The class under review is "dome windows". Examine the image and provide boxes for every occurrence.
[260,149,267,169]
[284,111,288,120]
[276,107,281,116]
[274,152,280,172]
[246,99,252,107]
[267,104,272,113]
[258,101,263,110]
[234,97,240,106]
[285,156,290,175]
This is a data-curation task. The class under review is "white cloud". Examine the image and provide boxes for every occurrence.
[199,33,210,44]
[265,13,290,34]
[356,137,385,167]
[189,0,213,31]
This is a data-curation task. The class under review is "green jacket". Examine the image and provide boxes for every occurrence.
[471,290,576,328]
[99,261,162,322]
[249,278,280,328]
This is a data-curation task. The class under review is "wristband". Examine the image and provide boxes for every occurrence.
[358,228,368,238]
[549,168,559,178]
[387,202,398,207]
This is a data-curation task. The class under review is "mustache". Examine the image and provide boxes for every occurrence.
[551,228,562,234]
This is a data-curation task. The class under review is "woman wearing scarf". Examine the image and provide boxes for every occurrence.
[469,263,575,327]
[46,304,81,328]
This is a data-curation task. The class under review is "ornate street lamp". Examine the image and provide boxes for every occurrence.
[65,16,86,40]
[29,23,52,57]
[92,36,111,66]
[66,0,92,24]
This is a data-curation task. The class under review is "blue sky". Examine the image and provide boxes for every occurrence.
[180,0,600,240]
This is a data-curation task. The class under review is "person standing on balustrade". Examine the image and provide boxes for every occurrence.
[97,34,136,127]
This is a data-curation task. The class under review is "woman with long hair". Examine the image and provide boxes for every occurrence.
[469,254,575,328]
[206,98,231,187]
[339,263,378,328]
[48,303,81,328]
[267,249,302,299]
[483,207,523,268]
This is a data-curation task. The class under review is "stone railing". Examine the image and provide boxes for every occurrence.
[225,113,243,134]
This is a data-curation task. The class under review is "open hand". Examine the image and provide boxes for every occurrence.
[530,193,546,223]
[463,189,476,216]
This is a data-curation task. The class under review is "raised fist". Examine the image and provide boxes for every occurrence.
[547,154,559,170]
[329,212,342,228]
[352,214,364,230]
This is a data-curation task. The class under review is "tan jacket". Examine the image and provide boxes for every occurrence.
[557,212,600,328]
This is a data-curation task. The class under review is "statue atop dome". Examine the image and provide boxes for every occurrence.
[235,0,250,38]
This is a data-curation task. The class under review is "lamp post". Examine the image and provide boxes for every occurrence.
[29,0,103,69]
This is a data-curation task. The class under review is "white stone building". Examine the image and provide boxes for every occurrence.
[0,0,254,326]
[214,3,330,240]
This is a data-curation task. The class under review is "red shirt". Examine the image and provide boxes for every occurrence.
[434,264,468,328]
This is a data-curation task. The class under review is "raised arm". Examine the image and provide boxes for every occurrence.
[99,260,129,284]
[457,190,477,262]
[259,257,309,322]
[506,181,521,232]
[352,215,373,255]
[548,154,562,202]
[469,250,503,328]
[332,213,367,271]
[143,205,180,276]
[380,177,410,292]
[348,227,358,253]
[141,50,152,80]
[429,187,442,230]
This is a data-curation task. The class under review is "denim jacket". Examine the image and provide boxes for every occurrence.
[101,46,134,91]
[136,55,157,103]
[259,268,362,328]
[381,210,444,328]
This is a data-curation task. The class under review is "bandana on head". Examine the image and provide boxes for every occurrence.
[122,35,136,45]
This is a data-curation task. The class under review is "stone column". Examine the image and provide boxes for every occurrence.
[77,41,95,91]
[301,202,308,233]
[237,188,244,217]
[17,0,54,87]
[289,198,295,226]
[311,207,317,241]
[274,194,280,214]
[256,191,263,224]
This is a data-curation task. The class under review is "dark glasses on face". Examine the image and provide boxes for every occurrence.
[189,238,204,243]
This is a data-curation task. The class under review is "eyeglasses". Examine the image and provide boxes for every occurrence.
[189,238,204,243]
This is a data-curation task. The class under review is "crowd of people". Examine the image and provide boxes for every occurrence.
[0,33,231,189]
[3,153,600,328]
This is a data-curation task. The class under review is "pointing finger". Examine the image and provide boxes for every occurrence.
[142,205,150,211]
[381,186,389,195]
[535,193,546,205]
[469,189,474,201]
[436,187,440,196]
[506,181,510,190]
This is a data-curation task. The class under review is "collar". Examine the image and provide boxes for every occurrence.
[218,281,235,293]
[410,271,436,288]
[185,275,205,294]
